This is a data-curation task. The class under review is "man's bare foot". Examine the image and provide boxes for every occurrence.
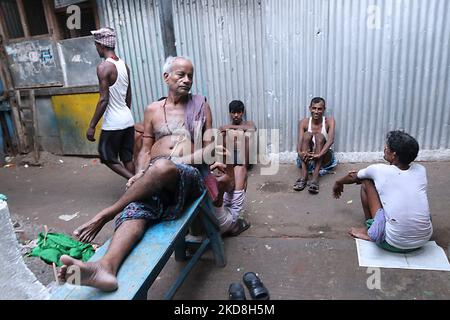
[58,255,118,292]
[348,227,371,240]
[73,213,109,243]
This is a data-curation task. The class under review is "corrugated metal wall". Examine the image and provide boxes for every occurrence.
[97,0,166,122]
[173,0,450,152]
[172,0,266,133]
[97,0,450,153]
[323,0,450,152]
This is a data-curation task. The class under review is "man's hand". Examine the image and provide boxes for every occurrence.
[299,151,310,162]
[308,152,321,161]
[332,181,344,199]
[86,127,96,142]
[126,170,145,189]
[219,125,231,133]
[210,161,227,173]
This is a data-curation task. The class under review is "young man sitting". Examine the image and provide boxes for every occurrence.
[332,130,433,253]
[294,97,336,194]
[218,100,256,231]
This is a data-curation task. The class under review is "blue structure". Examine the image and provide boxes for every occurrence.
[0,77,17,164]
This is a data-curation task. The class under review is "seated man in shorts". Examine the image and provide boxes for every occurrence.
[219,100,256,226]
[294,97,336,194]
[332,130,433,253]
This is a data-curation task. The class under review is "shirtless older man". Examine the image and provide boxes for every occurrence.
[58,56,218,291]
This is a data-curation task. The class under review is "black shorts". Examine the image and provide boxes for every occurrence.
[98,126,134,164]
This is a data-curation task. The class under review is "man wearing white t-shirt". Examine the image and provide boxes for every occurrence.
[87,27,135,179]
[332,130,433,253]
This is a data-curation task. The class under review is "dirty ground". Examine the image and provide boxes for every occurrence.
[1,152,449,300]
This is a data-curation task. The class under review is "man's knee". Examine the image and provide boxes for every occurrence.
[151,159,178,180]
[218,173,235,194]
[117,219,147,239]
[314,133,326,146]
[303,132,313,141]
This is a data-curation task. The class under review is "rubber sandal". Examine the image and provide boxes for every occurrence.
[293,178,307,191]
[243,272,270,300]
[229,282,246,300]
[308,181,319,194]
[223,218,251,237]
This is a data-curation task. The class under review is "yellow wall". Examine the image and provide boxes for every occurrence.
[52,93,101,155]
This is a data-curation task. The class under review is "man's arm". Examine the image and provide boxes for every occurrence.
[332,171,360,199]
[125,64,132,109]
[297,118,308,160]
[219,121,256,133]
[316,117,335,158]
[86,63,110,141]
[176,101,220,165]
[135,104,156,171]
[125,103,156,189]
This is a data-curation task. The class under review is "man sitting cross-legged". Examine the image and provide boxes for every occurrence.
[58,56,222,291]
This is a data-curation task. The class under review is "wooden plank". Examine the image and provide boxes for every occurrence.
[12,90,28,153]
[91,0,100,29]
[43,0,60,40]
[0,36,28,154]
[0,36,14,90]
[51,191,207,300]
[15,0,30,38]
[35,85,99,97]
[0,7,7,40]
[158,0,177,57]
[29,90,39,163]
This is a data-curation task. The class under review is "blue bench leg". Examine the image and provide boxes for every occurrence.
[175,237,187,261]
[200,199,226,267]
[164,238,210,299]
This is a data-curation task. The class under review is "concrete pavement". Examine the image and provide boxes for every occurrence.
[1,153,449,299]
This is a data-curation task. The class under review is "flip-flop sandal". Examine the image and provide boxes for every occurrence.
[243,272,270,300]
[228,282,246,300]
[224,218,251,237]
[308,181,319,194]
[293,178,307,191]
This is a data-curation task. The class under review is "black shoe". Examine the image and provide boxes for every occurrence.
[228,282,246,300]
[243,272,270,300]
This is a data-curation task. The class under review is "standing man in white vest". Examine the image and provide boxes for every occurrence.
[87,27,135,179]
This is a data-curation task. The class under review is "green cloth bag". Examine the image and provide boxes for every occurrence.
[29,232,95,267]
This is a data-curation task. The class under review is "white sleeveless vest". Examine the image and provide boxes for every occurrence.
[101,58,134,130]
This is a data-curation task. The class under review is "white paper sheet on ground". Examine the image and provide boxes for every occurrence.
[356,239,450,271]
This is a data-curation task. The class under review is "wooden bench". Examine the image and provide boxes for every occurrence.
[50,190,226,300]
